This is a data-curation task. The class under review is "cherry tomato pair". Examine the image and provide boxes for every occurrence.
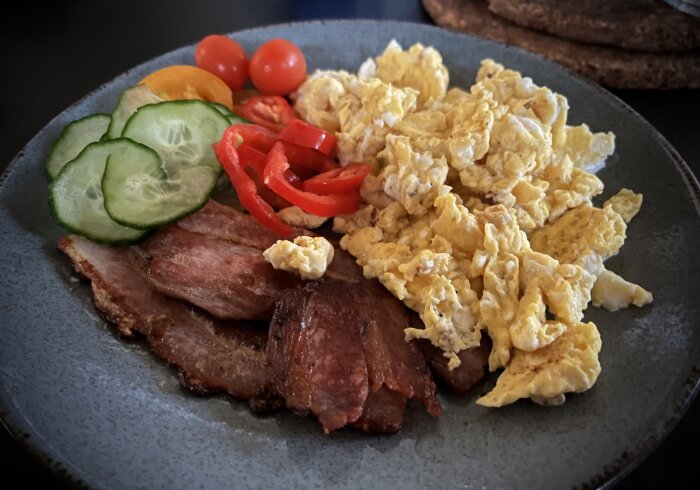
[195,35,306,96]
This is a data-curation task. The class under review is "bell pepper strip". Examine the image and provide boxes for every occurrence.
[281,141,339,174]
[239,146,302,189]
[263,142,360,217]
[233,95,297,133]
[214,130,293,236]
[278,119,338,156]
[238,146,292,209]
[227,123,277,153]
[302,163,371,195]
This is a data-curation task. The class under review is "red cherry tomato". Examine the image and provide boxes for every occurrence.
[249,39,307,96]
[195,35,249,92]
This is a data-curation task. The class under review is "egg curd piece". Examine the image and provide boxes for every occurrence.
[511,282,568,353]
[335,78,418,169]
[604,188,643,224]
[555,124,615,173]
[263,236,334,280]
[368,39,449,110]
[477,321,602,408]
[591,269,653,312]
[277,206,329,229]
[520,251,596,326]
[293,69,355,133]
[545,165,605,223]
[530,204,627,268]
[445,87,496,171]
[480,253,519,370]
[379,134,450,216]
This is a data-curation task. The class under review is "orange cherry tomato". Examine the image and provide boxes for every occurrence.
[195,35,249,91]
[249,39,307,96]
[140,65,233,110]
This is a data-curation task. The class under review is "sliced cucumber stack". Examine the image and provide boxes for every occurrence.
[122,100,229,176]
[46,113,111,179]
[49,92,233,241]
[102,143,218,229]
[49,140,148,244]
[105,85,163,140]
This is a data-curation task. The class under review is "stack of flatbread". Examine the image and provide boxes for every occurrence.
[422,0,700,88]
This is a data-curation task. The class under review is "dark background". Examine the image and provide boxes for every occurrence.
[1,1,698,488]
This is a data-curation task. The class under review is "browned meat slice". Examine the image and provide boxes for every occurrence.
[419,337,491,396]
[267,279,441,433]
[267,282,369,433]
[324,244,364,283]
[177,199,281,250]
[355,282,441,416]
[58,235,276,406]
[136,226,301,320]
[352,387,406,434]
[177,200,363,283]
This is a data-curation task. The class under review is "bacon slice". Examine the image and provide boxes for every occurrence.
[58,235,276,406]
[355,282,441,416]
[352,387,407,434]
[177,200,281,250]
[59,201,446,434]
[267,279,441,433]
[419,337,491,396]
[267,283,369,433]
[176,200,363,283]
[135,226,301,320]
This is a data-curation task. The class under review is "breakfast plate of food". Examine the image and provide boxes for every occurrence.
[0,20,698,489]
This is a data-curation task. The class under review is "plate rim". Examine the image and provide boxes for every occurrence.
[1,18,699,490]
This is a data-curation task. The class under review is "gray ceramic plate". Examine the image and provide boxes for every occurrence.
[1,20,698,490]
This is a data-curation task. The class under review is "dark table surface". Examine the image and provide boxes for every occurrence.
[1,1,698,488]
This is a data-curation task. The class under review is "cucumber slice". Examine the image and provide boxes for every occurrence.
[102,140,218,229]
[105,85,163,140]
[227,114,250,125]
[49,140,148,244]
[121,100,229,176]
[210,102,233,117]
[46,113,111,179]
[210,101,251,125]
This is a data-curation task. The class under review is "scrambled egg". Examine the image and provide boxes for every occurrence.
[477,321,602,407]
[294,41,652,407]
[591,269,653,312]
[263,236,334,280]
[277,206,329,229]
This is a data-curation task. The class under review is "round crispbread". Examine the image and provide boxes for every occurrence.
[422,0,700,89]
[486,0,700,53]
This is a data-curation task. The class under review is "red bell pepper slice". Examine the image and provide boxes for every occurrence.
[302,163,371,195]
[214,129,293,236]
[238,146,292,209]
[278,119,338,156]
[227,123,277,153]
[282,141,339,174]
[233,95,297,133]
[263,142,360,217]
